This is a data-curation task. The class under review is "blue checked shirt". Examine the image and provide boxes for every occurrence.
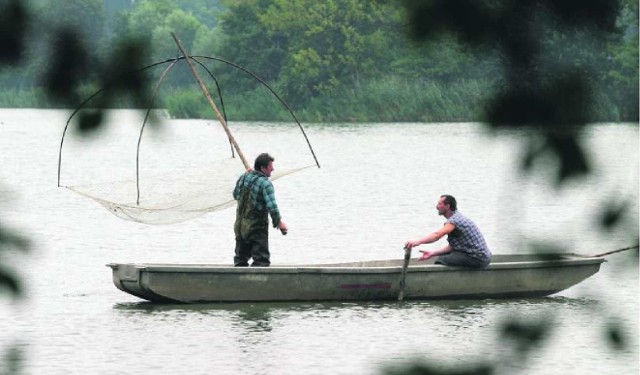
[233,170,282,227]
[446,211,491,261]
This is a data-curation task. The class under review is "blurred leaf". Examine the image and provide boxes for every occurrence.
[68,38,152,135]
[76,109,104,135]
[0,267,21,297]
[546,132,590,184]
[486,73,591,127]
[0,223,29,298]
[0,0,28,64]
[407,1,604,187]
[543,0,620,30]
[605,320,626,350]
[599,201,627,229]
[42,27,89,103]
[403,0,498,45]
[0,226,31,252]
[99,38,151,108]
[405,0,620,46]
[486,88,554,127]
[384,360,494,375]
[500,317,551,356]
[2,345,24,374]
[523,241,569,258]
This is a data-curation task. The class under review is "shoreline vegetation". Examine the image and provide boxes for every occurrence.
[0,1,636,124]
[0,77,631,123]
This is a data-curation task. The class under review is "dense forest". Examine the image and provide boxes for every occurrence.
[0,0,637,122]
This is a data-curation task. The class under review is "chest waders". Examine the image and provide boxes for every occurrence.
[234,176,269,240]
[233,175,270,266]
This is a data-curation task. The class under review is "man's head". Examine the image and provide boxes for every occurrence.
[437,194,457,216]
[254,153,275,177]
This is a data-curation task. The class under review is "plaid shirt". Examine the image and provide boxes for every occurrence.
[446,211,491,261]
[233,170,281,227]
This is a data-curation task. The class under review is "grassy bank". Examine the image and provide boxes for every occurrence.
[160,78,497,122]
[0,89,51,108]
[0,78,634,123]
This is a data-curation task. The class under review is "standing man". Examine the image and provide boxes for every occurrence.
[404,195,491,268]
[233,153,288,267]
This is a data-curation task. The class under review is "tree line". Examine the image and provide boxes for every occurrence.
[0,0,637,122]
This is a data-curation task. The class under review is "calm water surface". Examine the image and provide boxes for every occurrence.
[0,109,637,375]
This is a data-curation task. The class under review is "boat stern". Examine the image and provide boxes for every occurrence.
[107,263,177,302]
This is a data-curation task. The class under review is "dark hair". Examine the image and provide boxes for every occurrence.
[440,194,457,211]
[254,153,274,170]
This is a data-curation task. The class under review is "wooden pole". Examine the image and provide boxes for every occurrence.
[171,32,250,170]
[398,246,412,301]
[593,244,639,257]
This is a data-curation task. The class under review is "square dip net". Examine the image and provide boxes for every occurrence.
[57,54,319,225]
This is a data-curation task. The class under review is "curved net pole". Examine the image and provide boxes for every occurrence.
[171,32,250,170]
[58,50,321,191]
[191,57,235,159]
[136,60,179,205]
[57,88,106,187]
[191,55,321,169]
[57,58,180,188]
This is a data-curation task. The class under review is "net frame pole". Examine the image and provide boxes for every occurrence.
[171,32,250,170]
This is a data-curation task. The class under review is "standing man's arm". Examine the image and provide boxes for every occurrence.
[262,181,287,233]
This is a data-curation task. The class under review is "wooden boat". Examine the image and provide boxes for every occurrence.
[107,253,605,303]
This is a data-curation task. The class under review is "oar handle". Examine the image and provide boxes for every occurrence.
[403,246,412,263]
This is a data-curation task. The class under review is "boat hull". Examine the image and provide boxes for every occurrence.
[107,254,604,303]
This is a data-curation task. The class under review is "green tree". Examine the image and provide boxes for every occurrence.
[117,0,174,54]
[33,0,106,48]
[171,0,223,29]
[216,0,287,91]
[259,0,403,103]
[107,0,216,90]
[602,0,639,119]
[0,0,107,92]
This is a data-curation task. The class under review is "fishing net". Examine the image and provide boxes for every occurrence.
[65,155,313,225]
[59,114,318,225]
[58,49,319,225]
[65,157,240,224]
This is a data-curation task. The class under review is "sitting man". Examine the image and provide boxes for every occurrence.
[404,195,491,268]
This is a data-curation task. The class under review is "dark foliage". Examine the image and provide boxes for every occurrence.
[0,0,28,64]
[404,0,625,185]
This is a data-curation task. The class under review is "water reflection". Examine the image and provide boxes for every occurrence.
[104,293,626,375]
[112,294,598,320]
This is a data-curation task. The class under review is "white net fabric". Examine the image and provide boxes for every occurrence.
[59,110,317,225]
[66,159,313,224]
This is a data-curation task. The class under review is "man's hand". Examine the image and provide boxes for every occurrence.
[277,221,288,235]
[418,250,435,261]
[404,240,418,249]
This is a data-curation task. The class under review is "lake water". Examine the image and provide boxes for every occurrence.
[0,109,637,375]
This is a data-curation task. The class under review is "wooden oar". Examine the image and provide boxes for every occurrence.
[398,246,412,301]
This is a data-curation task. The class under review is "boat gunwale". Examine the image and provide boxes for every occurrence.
[107,256,604,275]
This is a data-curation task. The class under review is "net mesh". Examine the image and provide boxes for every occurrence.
[66,159,312,224]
